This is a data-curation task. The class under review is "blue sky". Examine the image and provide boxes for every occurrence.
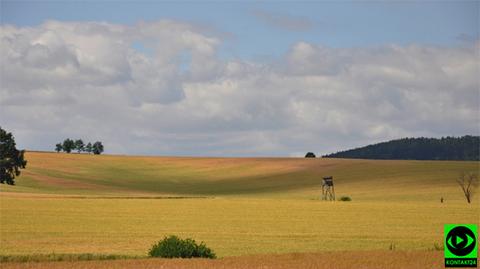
[1,1,478,156]
[2,1,478,60]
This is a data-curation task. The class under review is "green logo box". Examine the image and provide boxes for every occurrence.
[445,224,478,268]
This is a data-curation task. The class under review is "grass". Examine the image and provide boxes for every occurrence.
[1,152,478,201]
[0,253,136,263]
[0,251,444,269]
[0,151,478,267]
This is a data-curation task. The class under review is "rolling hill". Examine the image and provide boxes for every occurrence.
[323,136,479,160]
[1,151,478,202]
[1,151,478,261]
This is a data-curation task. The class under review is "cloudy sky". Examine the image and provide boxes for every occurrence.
[1,1,478,157]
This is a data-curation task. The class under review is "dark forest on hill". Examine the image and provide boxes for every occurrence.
[323,136,479,161]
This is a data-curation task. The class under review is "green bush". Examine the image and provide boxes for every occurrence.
[339,196,352,201]
[148,235,216,259]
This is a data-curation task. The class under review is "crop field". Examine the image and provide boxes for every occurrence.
[0,152,478,268]
[0,251,444,269]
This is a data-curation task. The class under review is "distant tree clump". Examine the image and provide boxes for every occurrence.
[323,136,479,161]
[74,139,84,153]
[0,127,27,185]
[62,138,75,153]
[55,139,104,155]
[85,142,93,154]
[305,152,316,158]
[55,143,63,153]
[92,141,104,155]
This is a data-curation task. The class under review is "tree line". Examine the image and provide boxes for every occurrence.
[323,136,479,161]
[55,139,104,155]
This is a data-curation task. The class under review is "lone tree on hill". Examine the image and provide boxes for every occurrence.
[74,139,84,153]
[305,152,316,158]
[457,172,478,204]
[55,143,63,153]
[62,138,75,153]
[0,127,27,185]
[92,141,104,155]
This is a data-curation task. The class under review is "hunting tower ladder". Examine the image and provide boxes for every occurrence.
[322,176,335,201]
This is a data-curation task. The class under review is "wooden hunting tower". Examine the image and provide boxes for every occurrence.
[322,176,335,201]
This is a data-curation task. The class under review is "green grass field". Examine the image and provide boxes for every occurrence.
[0,152,478,267]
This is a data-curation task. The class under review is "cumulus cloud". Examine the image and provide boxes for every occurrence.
[0,20,478,156]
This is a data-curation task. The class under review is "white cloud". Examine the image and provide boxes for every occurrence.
[0,20,478,156]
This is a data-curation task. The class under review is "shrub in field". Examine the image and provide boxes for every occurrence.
[148,235,216,259]
[339,196,352,201]
[305,152,316,158]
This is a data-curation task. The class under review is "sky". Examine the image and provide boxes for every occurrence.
[0,1,479,157]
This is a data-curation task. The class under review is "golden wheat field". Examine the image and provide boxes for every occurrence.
[0,152,478,268]
[0,251,444,269]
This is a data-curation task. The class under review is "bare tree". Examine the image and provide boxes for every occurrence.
[456,172,478,203]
